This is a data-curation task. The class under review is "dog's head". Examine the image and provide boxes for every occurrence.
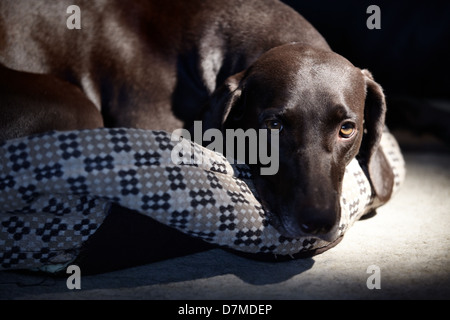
[202,43,393,241]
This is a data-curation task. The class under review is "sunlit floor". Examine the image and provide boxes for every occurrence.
[1,131,449,300]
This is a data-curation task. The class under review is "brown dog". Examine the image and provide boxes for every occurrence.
[0,0,393,241]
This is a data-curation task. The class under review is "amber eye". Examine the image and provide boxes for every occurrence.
[339,122,355,138]
[265,119,283,131]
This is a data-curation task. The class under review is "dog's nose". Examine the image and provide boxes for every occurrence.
[300,221,333,235]
[297,208,336,236]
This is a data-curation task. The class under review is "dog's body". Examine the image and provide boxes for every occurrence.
[0,0,393,242]
[0,0,328,132]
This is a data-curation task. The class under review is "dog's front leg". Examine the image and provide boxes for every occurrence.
[0,65,103,141]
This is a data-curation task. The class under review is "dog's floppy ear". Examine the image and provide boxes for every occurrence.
[201,71,245,132]
[357,69,394,203]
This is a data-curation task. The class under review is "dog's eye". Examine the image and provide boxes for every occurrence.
[339,122,355,138]
[265,119,283,131]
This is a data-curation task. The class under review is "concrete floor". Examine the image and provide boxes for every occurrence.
[1,132,449,300]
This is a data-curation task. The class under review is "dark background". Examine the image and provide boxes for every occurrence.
[282,0,450,146]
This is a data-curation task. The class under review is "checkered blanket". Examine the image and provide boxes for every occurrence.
[0,128,405,271]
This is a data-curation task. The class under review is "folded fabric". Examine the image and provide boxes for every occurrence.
[0,128,405,271]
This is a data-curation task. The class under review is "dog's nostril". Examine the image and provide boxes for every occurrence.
[300,222,332,235]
